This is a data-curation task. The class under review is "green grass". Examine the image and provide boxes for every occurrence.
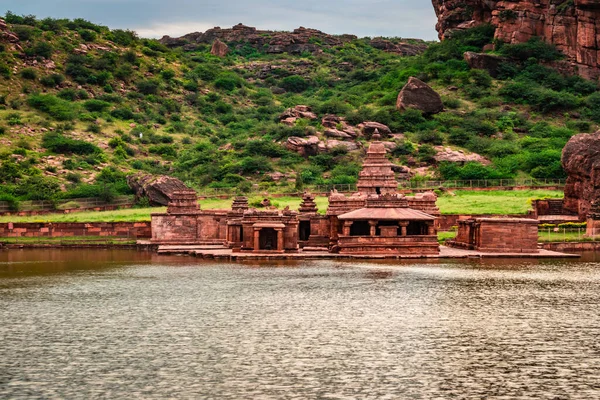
[436,189,563,215]
[0,236,137,245]
[0,190,563,223]
[438,231,457,243]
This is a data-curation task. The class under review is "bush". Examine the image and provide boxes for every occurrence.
[83,99,111,112]
[498,37,564,62]
[42,131,101,155]
[281,75,310,93]
[14,176,61,200]
[20,68,38,80]
[78,29,97,42]
[214,73,243,91]
[136,79,160,95]
[0,64,10,79]
[28,94,78,120]
[40,73,65,87]
[149,144,177,158]
[25,41,53,59]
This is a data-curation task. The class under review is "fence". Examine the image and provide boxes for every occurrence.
[0,195,135,214]
[197,179,566,198]
[398,179,566,190]
[538,227,599,242]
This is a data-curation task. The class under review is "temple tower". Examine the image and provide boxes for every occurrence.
[356,130,398,195]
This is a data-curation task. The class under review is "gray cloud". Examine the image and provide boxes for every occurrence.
[1,0,439,40]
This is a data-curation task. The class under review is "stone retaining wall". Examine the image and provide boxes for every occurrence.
[0,222,151,238]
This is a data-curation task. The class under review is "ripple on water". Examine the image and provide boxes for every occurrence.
[1,250,600,398]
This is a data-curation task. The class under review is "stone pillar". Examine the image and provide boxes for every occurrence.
[427,222,435,236]
[276,228,284,251]
[253,229,260,251]
[343,221,352,236]
[399,222,409,236]
[369,220,377,236]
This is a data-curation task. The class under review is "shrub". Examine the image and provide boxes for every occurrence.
[0,64,10,78]
[498,37,564,62]
[107,29,137,46]
[281,75,310,93]
[25,41,53,59]
[214,73,243,91]
[14,176,61,200]
[136,79,160,95]
[78,29,97,42]
[417,144,437,163]
[20,68,38,80]
[40,73,65,87]
[28,94,78,120]
[149,144,177,158]
[83,99,111,112]
[42,131,101,155]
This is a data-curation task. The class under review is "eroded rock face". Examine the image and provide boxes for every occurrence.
[397,77,444,115]
[432,0,600,80]
[127,173,193,206]
[562,131,600,219]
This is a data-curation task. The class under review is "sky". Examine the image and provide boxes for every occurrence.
[1,0,439,40]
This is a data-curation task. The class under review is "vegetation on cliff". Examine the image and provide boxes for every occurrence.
[0,13,598,205]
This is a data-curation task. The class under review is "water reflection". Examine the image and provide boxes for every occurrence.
[1,249,600,398]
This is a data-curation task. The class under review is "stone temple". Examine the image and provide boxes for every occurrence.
[151,133,441,255]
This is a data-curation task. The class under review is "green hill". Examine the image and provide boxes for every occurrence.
[0,14,598,204]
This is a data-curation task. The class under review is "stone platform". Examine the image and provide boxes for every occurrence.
[149,244,579,261]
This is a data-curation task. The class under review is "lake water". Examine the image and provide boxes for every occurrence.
[1,249,600,399]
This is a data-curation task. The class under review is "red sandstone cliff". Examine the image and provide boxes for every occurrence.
[432,0,600,79]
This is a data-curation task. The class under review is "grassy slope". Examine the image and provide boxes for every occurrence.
[0,18,598,204]
[0,190,563,223]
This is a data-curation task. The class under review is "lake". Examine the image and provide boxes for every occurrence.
[1,249,600,399]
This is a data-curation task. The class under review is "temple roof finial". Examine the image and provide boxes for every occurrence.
[372,128,381,141]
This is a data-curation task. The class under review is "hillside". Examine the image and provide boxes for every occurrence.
[0,13,599,205]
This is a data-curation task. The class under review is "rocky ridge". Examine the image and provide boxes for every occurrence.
[160,23,427,56]
[431,0,600,79]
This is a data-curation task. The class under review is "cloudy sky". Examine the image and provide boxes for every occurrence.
[2,0,439,40]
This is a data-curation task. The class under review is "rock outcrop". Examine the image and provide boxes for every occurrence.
[397,77,444,114]
[285,136,321,156]
[160,24,357,55]
[127,173,193,206]
[463,51,505,78]
[434,146,491,165]
[562,131,600,219]
[369,38,428,56]
[0,18,22,51]
[431,0,600,80]
[279,105,317,125]
[210,39,229,57]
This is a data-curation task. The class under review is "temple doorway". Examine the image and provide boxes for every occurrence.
[407,221,427,235]
[259,228,278,250]
[299,221,311,241]
[350,221,371,236]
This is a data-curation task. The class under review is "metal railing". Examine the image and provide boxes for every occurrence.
[539,227,599,242]
[0,195,135,213]
[196,179,566,197]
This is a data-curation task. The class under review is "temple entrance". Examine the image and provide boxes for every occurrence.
[407,221,427,235]
[239,226,244,242]
[350,221,371,236]
[259,228,278,250]
[299,221,311,241]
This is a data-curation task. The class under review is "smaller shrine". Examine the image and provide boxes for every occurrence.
[238,207,299,253]
[448,218,539,253]
[336,193,439,255]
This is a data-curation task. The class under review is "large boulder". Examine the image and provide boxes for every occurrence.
[463,51,505,78]
[434,146,490,165]
[562,131,600,218]
[210,39,229,57]
[396,77,444,115]
[285,136,320,156]
[127,173,193,206]
[358,122,392,138]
